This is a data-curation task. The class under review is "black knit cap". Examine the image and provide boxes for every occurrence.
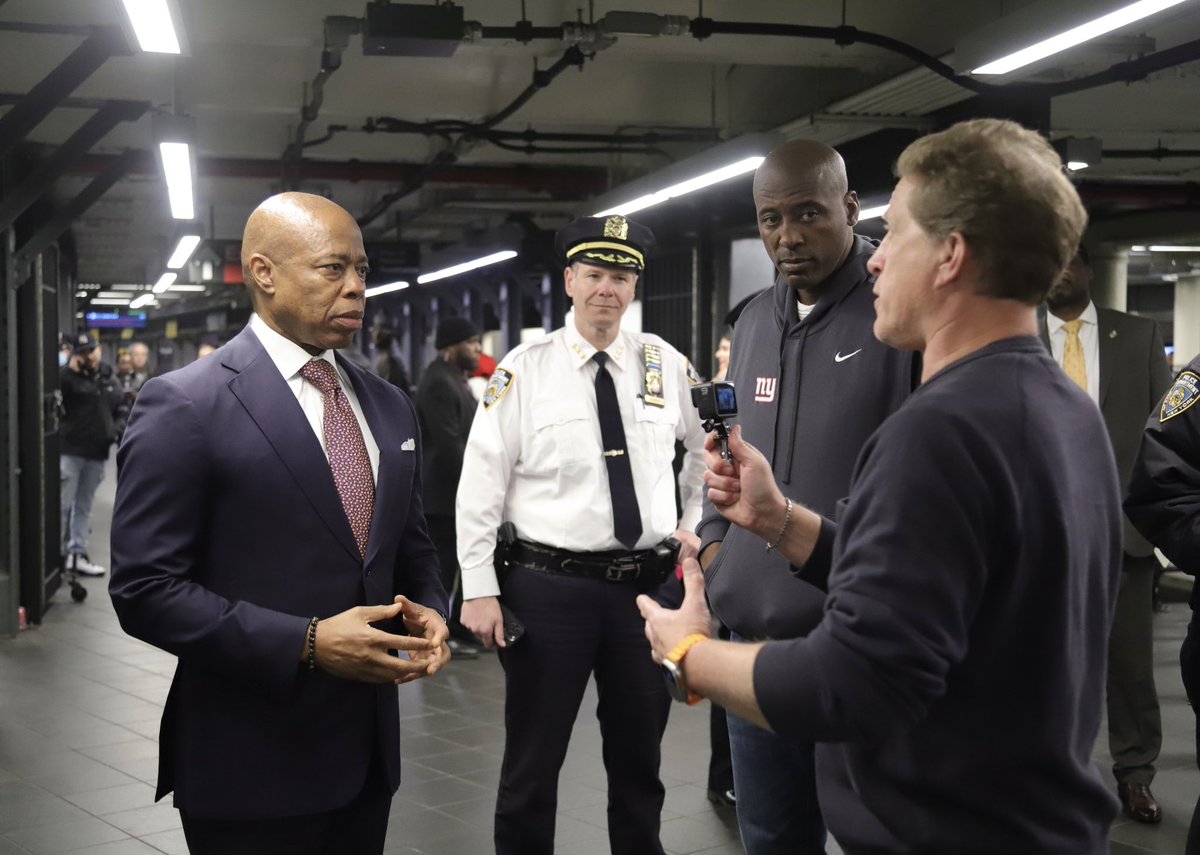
[435,316,480,349]
[555,215,655,272]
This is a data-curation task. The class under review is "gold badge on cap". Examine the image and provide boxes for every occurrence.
[603,215,629,241]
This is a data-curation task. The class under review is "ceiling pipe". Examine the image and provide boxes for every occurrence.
[67,151,608,192]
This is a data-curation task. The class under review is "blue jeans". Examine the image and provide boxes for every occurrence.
[60,455,106,556]
[728,636,826,855]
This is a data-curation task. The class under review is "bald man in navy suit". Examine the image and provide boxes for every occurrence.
[110,193,450,854]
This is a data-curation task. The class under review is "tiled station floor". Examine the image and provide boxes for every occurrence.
[0,461,1192,853]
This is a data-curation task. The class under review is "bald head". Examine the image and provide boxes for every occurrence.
[753,140,849,200]
[752,140,859,300]
[242,192,358,291]
[241,191,369,353]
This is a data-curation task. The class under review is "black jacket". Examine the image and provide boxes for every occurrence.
[1126,351,1200,602]
[60,362,123,460]
[415,357,477,516]
[699,235,918,639]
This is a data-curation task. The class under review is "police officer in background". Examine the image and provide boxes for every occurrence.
[457,215,706,855]
[1126,355,1200,852]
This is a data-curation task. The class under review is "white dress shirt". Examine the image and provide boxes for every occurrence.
[456,322,707,599]
[1047,300,1100,406]
[248,313,380,481]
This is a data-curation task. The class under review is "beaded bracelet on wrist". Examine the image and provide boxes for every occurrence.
[306,617,319,671]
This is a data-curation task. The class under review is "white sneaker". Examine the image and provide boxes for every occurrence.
[70,555,106,577]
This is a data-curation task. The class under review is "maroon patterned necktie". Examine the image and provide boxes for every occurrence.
[300,359,375,557]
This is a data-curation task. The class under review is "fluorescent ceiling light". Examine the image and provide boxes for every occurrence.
[169,284,208,291]
[129,294,156,309]
[120,0,181,54]
[152,272,177,293]
[159,142,195,220]
[90,297,132,306]
[1130,245,1148,251]
[858,204,889,221]
[1149,245,1200,252]
[417,251,518,285]
[167,234,202,269]
[972,0,1188,75]
[1067,161,1090,171]
[595,156,765,217]
[96,291,135,299]
[109,283,146,291]
[365,281,411,298]
[75,291,88,298]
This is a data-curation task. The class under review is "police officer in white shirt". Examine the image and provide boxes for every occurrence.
[456,215,706,855]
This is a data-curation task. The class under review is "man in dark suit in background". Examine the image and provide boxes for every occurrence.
[110,192,450,855]
[1040,245,1173,823]
[416,316,483,658]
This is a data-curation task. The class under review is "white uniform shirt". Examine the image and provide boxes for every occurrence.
[456,322,707,599]
[1046,300,1100,406]
[248,313,381,481]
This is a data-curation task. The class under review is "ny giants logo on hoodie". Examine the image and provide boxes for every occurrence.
[754,377,777,403]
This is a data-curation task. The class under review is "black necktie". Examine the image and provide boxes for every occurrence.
[593,352,643,549]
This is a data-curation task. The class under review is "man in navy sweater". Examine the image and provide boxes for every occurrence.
[640,119,1121,854]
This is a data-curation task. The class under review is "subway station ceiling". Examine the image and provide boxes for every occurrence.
[2,0,1200,303]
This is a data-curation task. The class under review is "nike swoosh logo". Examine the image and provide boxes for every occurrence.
[834,349,862,363]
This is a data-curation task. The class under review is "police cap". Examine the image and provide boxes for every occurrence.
[555,215,655,272]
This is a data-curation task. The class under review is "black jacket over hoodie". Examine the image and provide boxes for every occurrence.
[699,235,918,639]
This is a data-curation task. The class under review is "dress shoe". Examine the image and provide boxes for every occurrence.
[707,788,736,809]
[1117,781,1162,823]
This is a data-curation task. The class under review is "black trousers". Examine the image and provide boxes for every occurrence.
[1108,553,1162,784]
[179,764,392,855]
[494,565,670,855]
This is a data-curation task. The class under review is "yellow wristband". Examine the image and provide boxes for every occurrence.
[665,633,709,705]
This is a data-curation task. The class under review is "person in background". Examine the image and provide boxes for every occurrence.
[60,331,123,577]
[1125,353,1200,852]
[372,326,412,395]
[109,192,450,855]
[1040,244,1172,824]
[129,341,152,391]
[641,117,1120,855]
[456,215,706,855]
[712,332,731,382]
[416,316,484,659]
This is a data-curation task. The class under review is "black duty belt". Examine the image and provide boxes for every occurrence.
[509,539,659,583]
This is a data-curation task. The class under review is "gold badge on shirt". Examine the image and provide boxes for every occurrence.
[643,344,665,408]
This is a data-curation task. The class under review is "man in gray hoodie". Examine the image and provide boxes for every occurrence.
[697,140,917,854]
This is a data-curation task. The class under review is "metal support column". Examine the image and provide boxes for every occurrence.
[1,229,18,636]
[0,28,128,160]
[500,279,523,355]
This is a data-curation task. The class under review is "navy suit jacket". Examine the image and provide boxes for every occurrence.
[109,326,447,819]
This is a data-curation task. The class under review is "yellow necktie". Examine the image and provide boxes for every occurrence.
[1061,318,1087,392]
